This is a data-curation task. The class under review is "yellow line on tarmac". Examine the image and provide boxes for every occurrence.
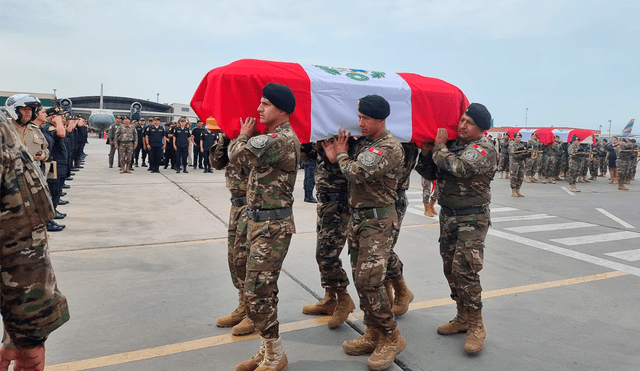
[46,270,629,371]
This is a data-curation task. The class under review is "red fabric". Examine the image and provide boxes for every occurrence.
[567,129,596,144]
[396,73,468,142]
[191,59,312,141]
[534,128,555,145]
[507,128,521,140]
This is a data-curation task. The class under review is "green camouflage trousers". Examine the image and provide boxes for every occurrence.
[567,157,579,185]
[244,216,294,339]
[509,159,525,189]
[315,201,350,290]
[227,204,248,291]
[439,211,490,310]
[385,195,407,281]
[119,143,133,168]
[348,212,399,333]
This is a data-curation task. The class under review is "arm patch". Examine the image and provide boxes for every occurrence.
[247,134,277,157]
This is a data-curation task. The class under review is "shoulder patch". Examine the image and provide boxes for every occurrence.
[247,134,276,157]
[358,147,382,169]
[463,147,480,162]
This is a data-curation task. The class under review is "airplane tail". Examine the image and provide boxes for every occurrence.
[622,119,635,137]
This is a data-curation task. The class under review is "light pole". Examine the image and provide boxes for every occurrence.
[525,108,528,128]
[157,93,159,103]
[608,120,612,138]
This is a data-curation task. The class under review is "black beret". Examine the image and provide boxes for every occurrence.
[630,139,636,143]
[358,95,390,120]
[571,135,580,142]
[514,132,522,139]
[620,138,627,143]
[46,107,67,117]
[262,83,295,114]
[465,103,491,131]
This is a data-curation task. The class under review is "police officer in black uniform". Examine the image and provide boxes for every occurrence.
[144,117,166,173]
[173,117,192,173]
[191,119,205,169]
[200,127,217,173]
[133,118,146,167]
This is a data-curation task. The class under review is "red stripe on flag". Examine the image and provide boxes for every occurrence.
[397,73,468,143]
[191,59,312,142]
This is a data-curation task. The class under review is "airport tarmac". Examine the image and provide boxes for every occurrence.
[27,137,640,370]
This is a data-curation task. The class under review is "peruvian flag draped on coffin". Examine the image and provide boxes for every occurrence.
[190,59,469,143]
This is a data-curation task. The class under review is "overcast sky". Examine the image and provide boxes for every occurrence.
[2,0,638,134]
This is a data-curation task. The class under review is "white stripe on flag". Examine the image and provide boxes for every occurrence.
[301,64,412,142]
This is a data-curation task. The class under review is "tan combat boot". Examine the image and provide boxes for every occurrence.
[124,164,131,173]
[423,203,430,216]
[232,316,256,336]
[525,176,532,183]
[255,337,288,371]
[516,188,525,197]
[506,172,510,179]
[511,189,518,197]
[583,176,591,183]
[217,293,246,327]
[499,171,503,179]
[120,163,125,174]
[618,184,629,191]
[464,307,486,354]
[427,199,438,216]
[342,326,380,355]
[569,184,580,192]
[437,302,468,335]
[367,328,407,371]
[391,277,414,317]
[540,176,547,184]
[328,289,355,328]
[302,288,336,315]
[235,337,266,371]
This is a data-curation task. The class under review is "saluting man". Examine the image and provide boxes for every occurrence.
[323,94,406,371]
[416,103,497,354]
[229,83,300,371]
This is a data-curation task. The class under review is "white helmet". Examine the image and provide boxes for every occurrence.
[5,94,42,123]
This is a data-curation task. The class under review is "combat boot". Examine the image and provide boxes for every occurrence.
[499,171,503,179]
[464,307,486,354]
[328,289,355,328]
[255,337,287,371]
[236,337,266,371]
[531,176,538,183]
[302,288,336,315]
[427,199,438,216]
[437,302,468,335]
[120,164,125,174]
[525,176,532,183]
[367,328,406,371]
[569,184,580,192]
[391,277,414,316]
[511,189,518,197]
[232,316,256,336]
[217,293,246,327]
[583,176,591,183]
[516,188,525,197]
[505,172,510,179]
[618,184,629,191]
[125,164,131,174]
[342,326,380,355]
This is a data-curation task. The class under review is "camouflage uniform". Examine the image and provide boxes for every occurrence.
[214,135,251,292]
[525,137,540,178]
[337,130,404,333]
[0,113,70,349]
[597,142,608,176]
[567,142,580,186]
[415,136,497,309]
[228,123,300,339]
[541,143,556,181]
[313,143,351,291]
[115,124,137,168]
[508,140,527,190]
[498,137,510,173]
[615,143,633,184]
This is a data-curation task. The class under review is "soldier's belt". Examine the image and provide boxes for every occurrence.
[351,204,396,221]
[441,204,489,216]
[317,192,348,203]
[230,196,247,207]
[246,207,292,222]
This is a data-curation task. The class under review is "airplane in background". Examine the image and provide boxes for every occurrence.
[621,119,635,137]
[59,84,178,137]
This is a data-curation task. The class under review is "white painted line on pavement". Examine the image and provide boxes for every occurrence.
[488,229,640,277]
[550,231,640,246]
[492,214,557,222]
[491,207,519,213]
[605,248,640,262]
[505,222,596,233]
[596,208,635,229]
[561,186,577,195]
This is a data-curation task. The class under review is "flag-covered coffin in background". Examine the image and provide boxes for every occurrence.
[190,59,468,143]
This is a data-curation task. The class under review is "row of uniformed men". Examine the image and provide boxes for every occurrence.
[4,94,87,232]
[107,116,218,173]
[496,132,637,195]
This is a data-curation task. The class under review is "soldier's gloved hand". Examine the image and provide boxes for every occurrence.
[0,346,45,371]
